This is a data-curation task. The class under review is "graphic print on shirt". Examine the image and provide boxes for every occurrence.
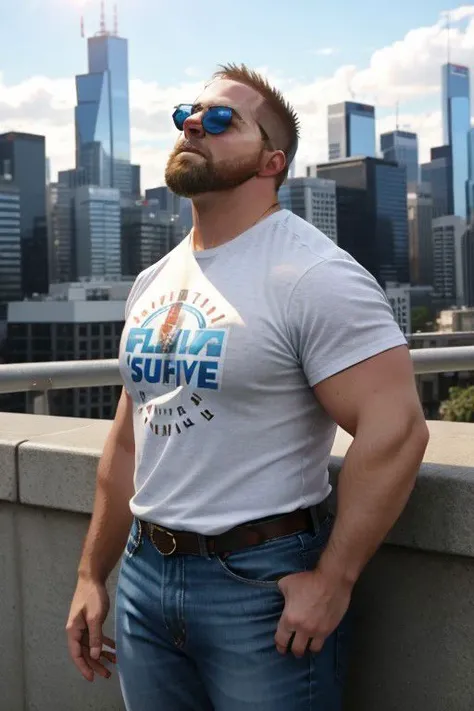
[124,287,229,437]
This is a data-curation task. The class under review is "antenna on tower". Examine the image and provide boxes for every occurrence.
[113,2,118,36]
[447,11,451,66]
[395,101,399,131]
[100,0,106,35]
[80,14,85,39]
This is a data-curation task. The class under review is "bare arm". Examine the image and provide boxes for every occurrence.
[67,387,135,681]
[275,344,429,657]
[314,344,429,586]
[78,387,135,584]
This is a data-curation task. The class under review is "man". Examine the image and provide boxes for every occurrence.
[66,64,429,711]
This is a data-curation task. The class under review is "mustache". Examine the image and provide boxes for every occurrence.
[174,140,206,158]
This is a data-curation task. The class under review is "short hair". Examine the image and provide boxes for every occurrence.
[212,63,300,188]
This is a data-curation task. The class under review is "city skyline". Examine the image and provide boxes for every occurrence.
[1,2,474,190]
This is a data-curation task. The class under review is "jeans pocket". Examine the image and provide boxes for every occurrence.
[123,518,142,559]
[215,533,307,588]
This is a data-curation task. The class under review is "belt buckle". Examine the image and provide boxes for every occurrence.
[150,524,177,556]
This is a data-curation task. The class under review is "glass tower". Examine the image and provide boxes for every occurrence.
[0,132,48,296]
[421,146,453,218]
[442,63,470,218]
[327,102,376,161]
[75,31,131,195]
[380,130,419,185]
[317,157,409,288]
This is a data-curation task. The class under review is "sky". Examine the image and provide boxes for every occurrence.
[1,0,474,189]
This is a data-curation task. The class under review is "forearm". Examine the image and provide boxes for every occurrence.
[318,417,429,587]
[78,436,135,584]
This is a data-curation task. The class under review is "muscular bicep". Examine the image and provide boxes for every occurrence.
[312,345,422,437]
[109,387,135,454]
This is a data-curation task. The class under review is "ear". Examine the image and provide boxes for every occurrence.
[257,149,287,179]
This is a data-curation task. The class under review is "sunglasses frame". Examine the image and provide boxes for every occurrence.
[172,103,272,147]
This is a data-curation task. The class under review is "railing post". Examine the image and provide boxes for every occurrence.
[32,390,51,416]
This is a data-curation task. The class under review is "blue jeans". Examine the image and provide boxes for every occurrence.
[115,513,350,711]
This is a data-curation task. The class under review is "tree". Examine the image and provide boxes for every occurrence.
[439,385,474,422]
[411,306,432,333]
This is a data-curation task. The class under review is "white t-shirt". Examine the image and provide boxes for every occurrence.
[118,209,407,534]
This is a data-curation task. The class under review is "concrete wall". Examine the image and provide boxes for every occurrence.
[1,413,474,710]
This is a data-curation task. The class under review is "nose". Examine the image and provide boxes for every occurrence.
[183,111,205,140]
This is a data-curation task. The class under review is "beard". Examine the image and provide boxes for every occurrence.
[164,142,263,197]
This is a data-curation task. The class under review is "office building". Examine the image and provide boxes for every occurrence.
[432,215,466,307]
[53,168,88,283]
[407,183,434,286]
[0,178,21,303]
[131,164,141,198]
[75,186,121,279]
[279,177,337,242]
[3,280,132,418]
[461,223,474,307]
[327,102,376,161]
[380,130,419,185]
[121,201,177,277]
[0,132,48,296]
[317,157,409,287]
[145,186,181,215]
[421,146,453,219]
[442,63,470,218]
[46,181,59,284]
[75,18,131,195]
[385,282,411,335]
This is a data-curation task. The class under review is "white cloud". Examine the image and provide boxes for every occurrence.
[2,5,474,187]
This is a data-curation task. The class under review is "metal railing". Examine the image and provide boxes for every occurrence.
[1,346,474,415]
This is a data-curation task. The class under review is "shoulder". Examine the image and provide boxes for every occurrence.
[270,210,383,298]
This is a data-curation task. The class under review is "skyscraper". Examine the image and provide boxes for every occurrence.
[432,215,465,307]
[121,201,175,277]
[380,130,419,185]
[0,177,21,303]
[421,146,453,218]
[0,132,48,296]
[407,183,434,286]
[74,185,121,279]
[327,102,375,161]
[317,157,409,287]
[75,16,131,195]
[279,177,338,243]
[442,63,470,218]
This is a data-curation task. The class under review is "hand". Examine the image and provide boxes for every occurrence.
[66,578,116,682]
[275,569,352,657]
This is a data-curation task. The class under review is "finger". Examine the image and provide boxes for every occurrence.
[101,650,117,665]
[275,622,295,655]
[289,631,310,658]
[102,635,116,650]
[83,647,112,679]
[66,620,94,682]
[86,618,103,661]
[309,637,325,654]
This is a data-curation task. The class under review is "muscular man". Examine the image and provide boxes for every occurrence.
[66,63,429,711]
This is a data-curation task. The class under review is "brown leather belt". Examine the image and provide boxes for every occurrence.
[139,499,330,557]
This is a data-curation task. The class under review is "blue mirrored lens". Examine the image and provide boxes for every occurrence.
[202,107,233,134]
[172,105,192,131]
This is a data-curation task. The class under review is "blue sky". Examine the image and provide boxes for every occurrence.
[1,1,474,188]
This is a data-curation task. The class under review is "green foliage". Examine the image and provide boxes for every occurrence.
[411,306,432,333]
[439,385,474,422]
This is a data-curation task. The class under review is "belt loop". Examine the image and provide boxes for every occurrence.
[309,505,321,534]
[197,534,210,558]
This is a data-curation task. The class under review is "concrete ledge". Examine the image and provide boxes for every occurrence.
[331,421,474,557]
[18,418,112,513]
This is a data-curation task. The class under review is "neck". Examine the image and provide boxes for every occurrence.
[190,182,280,251]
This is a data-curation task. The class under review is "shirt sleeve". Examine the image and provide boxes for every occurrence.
[287,255,408,387]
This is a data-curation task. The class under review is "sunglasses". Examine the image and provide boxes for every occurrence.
[172,103,271,143]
